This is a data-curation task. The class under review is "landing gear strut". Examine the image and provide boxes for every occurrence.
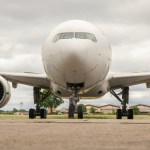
[29,87,51,119]
[110,87,133,119]
[68,94,83,119]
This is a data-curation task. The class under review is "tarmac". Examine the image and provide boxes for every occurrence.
[0,119,150,150]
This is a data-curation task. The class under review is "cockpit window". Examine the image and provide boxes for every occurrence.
[90,33,97,42]
[75,32,86,39]
[85,33,93,41]
[53,33,64,42]
[53,32,97,42]
[62,32,74,39]
[75,32,97,42]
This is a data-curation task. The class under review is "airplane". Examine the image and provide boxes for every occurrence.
[0,20,150,119]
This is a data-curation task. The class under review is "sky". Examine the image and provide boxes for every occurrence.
[0,0,150,110]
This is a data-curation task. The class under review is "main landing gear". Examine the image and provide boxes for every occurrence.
[68,94,83,119]
[29,87,51,119]
[110,87,133,119]
[29,108,47,119]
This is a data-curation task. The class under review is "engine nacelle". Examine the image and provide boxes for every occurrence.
[0,76,11,108]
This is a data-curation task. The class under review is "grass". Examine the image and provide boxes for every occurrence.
[0,114,28,119]
[1,114,150,119]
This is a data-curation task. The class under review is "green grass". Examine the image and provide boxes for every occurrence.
[0,114,28,119]
[133,115,150,120]
[47,114,115,119]
[1,114,150,119]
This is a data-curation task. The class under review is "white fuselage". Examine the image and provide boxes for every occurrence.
[42,20,111,97]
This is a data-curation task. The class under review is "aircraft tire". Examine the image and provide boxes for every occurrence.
[29,108,36,119]
[40,108,47,119]
[116,109,122,119]
[127,109,133,119]
[68,104,75,118]
[78,105,83,119]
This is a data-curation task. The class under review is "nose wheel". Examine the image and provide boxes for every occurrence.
[77,105,83,119]
[68,104,75,118]
[68,94,83,119]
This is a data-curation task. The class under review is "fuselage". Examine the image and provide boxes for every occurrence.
[42,20,111,96]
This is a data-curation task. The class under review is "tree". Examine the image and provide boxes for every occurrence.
[132,106,140,115]
[40,90,64,113]
[77,104,87,113]
[90,107,96,114]
[112,109,116,115]
[19,109,26,112]
[12,108,18,113]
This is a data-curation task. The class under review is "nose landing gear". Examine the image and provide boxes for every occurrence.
[77,105,83,119]
[110,87,133,119]
[68,94,83,119]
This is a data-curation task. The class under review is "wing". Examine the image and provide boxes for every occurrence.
[109,72,150,90]
[0,72,50,89]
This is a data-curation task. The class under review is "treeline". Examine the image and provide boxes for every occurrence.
[0,108,27,114]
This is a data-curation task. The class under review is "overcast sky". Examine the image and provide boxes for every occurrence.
[1,0,150,110]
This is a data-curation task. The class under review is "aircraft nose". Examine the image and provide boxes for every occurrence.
[60,40,87,68]
[58,40,88,83]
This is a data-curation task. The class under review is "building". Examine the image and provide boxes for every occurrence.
[99,104,120,114]
[86,104,100,113]
[86,104,120,114]
[59,107,68,114]
[130,104,150,114]
[52,104,150,115]
[86,104,150,114]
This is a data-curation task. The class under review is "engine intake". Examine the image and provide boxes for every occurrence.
[0,82,4,101]
[0,76,11,108]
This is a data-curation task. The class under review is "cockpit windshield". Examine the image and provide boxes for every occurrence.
[75,32,86,39]
[53,32,97,42]
[53,33,63,42]
[62,32,74,39]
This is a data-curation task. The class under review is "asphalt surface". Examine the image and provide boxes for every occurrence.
[0,119,150,150]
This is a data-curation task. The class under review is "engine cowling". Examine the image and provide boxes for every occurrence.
[0,76,11,108]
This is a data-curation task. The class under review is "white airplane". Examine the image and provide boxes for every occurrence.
[1,20,150,119]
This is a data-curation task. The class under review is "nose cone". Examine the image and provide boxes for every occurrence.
[60,40,87,67]
[59,40,88,83]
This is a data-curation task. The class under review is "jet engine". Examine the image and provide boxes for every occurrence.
[0,76,11,108]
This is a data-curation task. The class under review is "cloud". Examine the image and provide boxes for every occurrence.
[0,0,150,110]
[0,54,44,72]
[99,23,150,46]
[2,85,34,111]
